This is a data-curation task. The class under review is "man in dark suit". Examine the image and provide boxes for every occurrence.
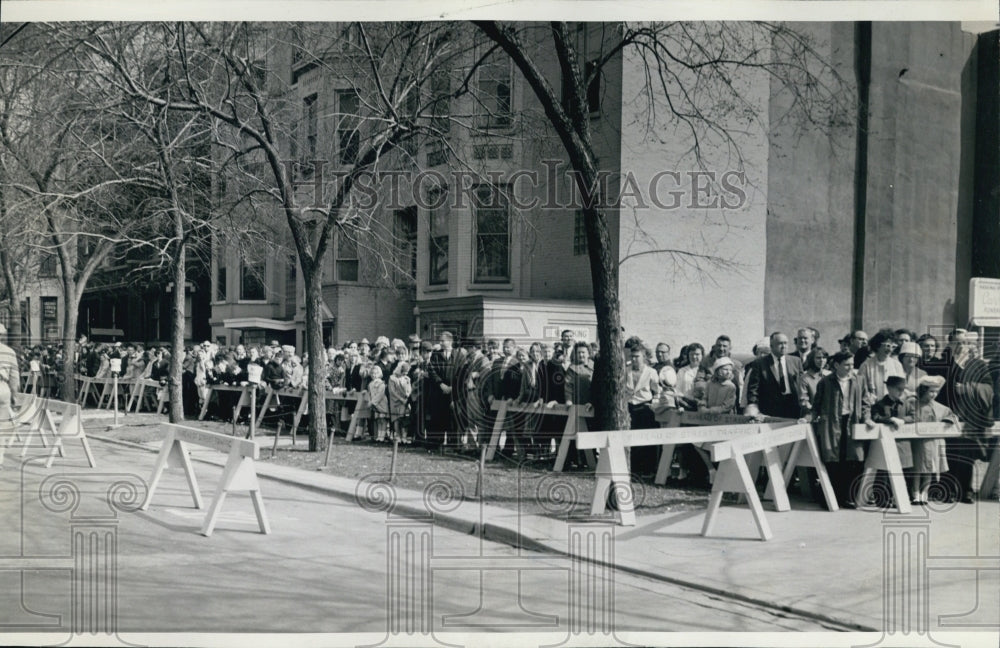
[426,331,459,447]
[745,332,809,420]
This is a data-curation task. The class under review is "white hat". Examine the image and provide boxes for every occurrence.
[898,341,920,357]
[281,345,296,356]
[711,357,734,372]
[918,375,946,389]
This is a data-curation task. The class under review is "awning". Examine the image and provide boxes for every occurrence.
[223,317,297,332]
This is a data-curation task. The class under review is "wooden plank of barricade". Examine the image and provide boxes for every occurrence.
[485,399,510,461]
[652,409,797,486]
[553,404,595,472]
[291,389,357,437]
[141,423,268,536]
[42,400,96,469]
[701,424,812,541]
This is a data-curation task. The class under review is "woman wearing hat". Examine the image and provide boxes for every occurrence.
[897,341,926,399]
[907,375,956,504]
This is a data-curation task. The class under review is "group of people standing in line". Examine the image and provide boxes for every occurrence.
[4,323,997,508]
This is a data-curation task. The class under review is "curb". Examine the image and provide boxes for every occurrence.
[86,431,873,632]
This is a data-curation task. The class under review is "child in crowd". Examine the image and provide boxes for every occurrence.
[870,375,914,504]
[368,365,389,441]
[388,361,412,443]
[699,357,737,414]
[907,375,956,504]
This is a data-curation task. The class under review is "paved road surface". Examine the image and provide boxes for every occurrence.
[0,437,837,638]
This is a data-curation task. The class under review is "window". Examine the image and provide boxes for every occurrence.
[41,297,58,341]
[338,90,360,165]
[336,229,359,282]
[303,93,318,169]
[427,186,449,286]
[39,253,57,278]
[340,23,360,52]
[573,210,587,256]
[472,184,510,282]
[216,264,227,302]
[476,54,511,130]
[240,259,267,301]
[395,206,418,283]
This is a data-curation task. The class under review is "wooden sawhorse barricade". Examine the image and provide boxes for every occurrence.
[852,421,1000,514]
[652,410,795,486]
[141,423,270,536]
[256,386,306,430]
[485,400,596,470]
[126,377,167,413]
[703,424,835,540]
[75,374,99,407]
[1,397,96,469]
[576,422,835,536]
[290,389,371,441]
[197,384,254,422]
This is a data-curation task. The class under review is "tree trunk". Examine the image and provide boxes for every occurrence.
[582,205,629,434]
[303,266,327,451]
[168,233,186,423]
[61,282,80,402]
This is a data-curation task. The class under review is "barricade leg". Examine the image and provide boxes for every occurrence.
[485,401,507,461]
[860,434,910,514]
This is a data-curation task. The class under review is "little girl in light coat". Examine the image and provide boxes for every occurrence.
[367,365,390,441]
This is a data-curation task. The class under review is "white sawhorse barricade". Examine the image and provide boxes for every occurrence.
[288,389,370,441]
[704,424,834,540]
[852,421,1000,514]
[485,400,596,470]
[198,384,254,422]
[652,410,795,486]
[1,398,96,469]
[577,422,835,536]
[141,423,270,536]
[256,386,305,427]
[126,377,167,413]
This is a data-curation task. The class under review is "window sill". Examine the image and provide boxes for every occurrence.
[467,282,513,291]
[236,300,269,305]
[423,285,449,294]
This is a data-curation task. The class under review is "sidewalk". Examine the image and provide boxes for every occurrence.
[83,415,1000,635]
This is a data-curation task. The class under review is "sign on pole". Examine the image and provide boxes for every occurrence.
[969,277,1000,327]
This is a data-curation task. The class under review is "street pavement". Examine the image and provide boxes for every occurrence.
[1,413,998,647]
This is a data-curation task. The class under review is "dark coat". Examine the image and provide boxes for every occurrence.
[811,373,870,463]
[746,354,808,419]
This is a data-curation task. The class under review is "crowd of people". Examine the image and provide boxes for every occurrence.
[3,324,998,507]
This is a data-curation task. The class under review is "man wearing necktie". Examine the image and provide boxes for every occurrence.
[746,332,809,420]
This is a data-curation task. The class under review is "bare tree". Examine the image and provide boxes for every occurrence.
[82,21,477,450]
[472,21,851,432]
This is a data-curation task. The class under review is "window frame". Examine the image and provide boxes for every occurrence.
[239,258,268,302]
[471,184,511,284]
[427,186,449,286]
